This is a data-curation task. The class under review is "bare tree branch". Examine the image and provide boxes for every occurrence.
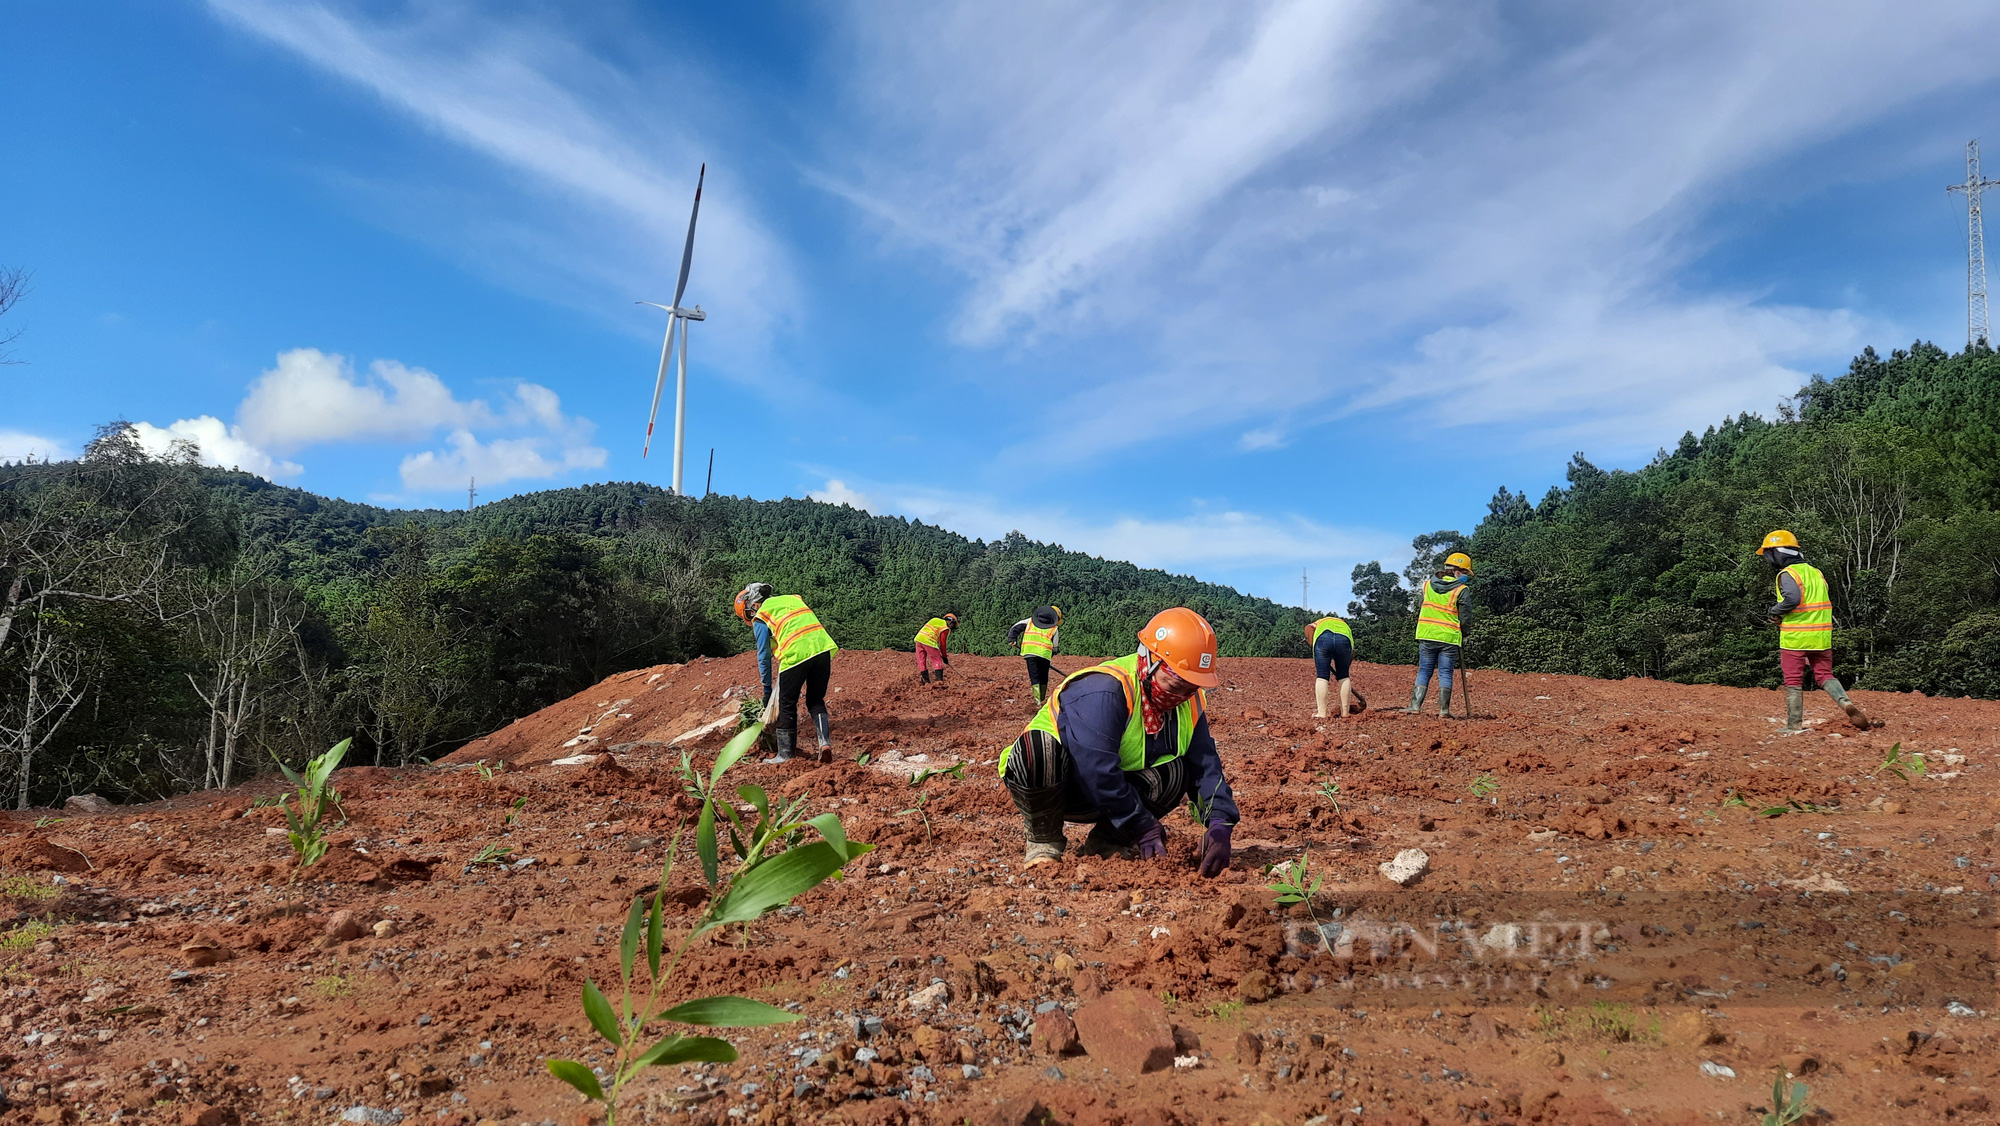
[0,266,30,365]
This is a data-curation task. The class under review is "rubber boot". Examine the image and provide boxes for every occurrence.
[920,669,930,685]
[1781,687,1805,733]
[1340,678,1366,716]
[1437,685,1454,718]
[1006,783,1068,868]
[1823,679,1871,731]
[766,727,796,763]
[1403,683,1428,714]
[935,668,947,687]
[1314,678,1330,719]
[1076,821,1137,860]
[813,710,833,763]
[1031,683,1045,705]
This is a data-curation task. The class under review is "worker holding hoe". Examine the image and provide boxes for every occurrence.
[915,612,958,686]
[734,583,838,763]
[1757,530,1872,733]
[1405,552,1473,717]
[1007,605,1062,704]
[998,607,1239,878]
[1307,614,1366,718]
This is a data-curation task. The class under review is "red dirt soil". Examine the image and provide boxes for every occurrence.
[2,649,1995,1126]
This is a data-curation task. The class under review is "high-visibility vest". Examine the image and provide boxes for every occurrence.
[1020,621,1057,659]
[999,653,1203,776]
[1414,581,1464,646]
[755,595,837,673]
[1308,617,1353,644]
[915,617,951,650]
[1777,563,1833,651]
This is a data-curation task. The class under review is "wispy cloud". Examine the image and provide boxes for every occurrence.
[204,0,800,367]
[823,1,2000,465]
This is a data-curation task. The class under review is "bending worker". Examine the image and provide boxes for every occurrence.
[734,583,838,762]
[915,612,958,686]
[1307,614,1367,718]
[998,607,1238,878]
[1758,530,1871,733]
[1405,552,1473,717]
[1007,605,1063,703]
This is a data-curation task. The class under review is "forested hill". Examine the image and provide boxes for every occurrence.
[0,440,1311,806]
[1344,340,2000,698]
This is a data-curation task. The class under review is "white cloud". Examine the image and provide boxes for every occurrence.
[808,479,873,510]
[235,348,486,452]
[399,428,607,492]
[0,430,76,464]
[204,0,800,373]
[128,417,303,478]
[825,1,2000,464]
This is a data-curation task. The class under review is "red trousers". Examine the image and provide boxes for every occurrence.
[1780,648,1832,688]
[917,644,947,671]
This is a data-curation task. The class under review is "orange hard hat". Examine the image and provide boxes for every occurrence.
[732,590,752,622]
[1757,529,1800,556]
[1138,607,1220,688]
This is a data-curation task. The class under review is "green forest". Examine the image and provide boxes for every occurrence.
[0,428,1314,807]
[1344,340,2000,700]
[7,338,1999,807]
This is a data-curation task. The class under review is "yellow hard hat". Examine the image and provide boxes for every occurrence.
[1445,552,1473,574]
[1757,529,1800,556]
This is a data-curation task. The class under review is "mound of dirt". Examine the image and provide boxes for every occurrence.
[2,649,1995,1126]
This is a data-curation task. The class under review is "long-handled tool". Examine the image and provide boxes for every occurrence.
[1457,649,1475,719]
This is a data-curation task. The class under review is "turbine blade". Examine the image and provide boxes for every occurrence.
[642,316,680,458]
[670,163,704,310]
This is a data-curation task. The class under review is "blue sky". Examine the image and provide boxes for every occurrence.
[8,2,2000,607]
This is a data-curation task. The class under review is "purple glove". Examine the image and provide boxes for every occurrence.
[1198,819,1233,878]
[1137,823,1168,860]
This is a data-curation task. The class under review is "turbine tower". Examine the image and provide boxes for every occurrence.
[640,164,706,495]
[1948,141,2000,349]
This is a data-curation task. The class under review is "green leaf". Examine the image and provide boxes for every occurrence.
[661,996,803,1027]
[697,800,719,888]
[1756,806,1790,819]
[704,841,860,929]
[620,895,645,984]
[581,979,622,1047]
[646,891,664,979]
[545,1059,604,1101]
[806,812,848,858]
[710,724,762,788]
[738,784,770,824]
[635,1034,739,1067]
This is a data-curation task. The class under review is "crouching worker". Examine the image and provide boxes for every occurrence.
[1307,614,1366,718]
[734,583,838,763]
[998,607,1239,878]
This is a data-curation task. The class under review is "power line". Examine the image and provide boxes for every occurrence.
[1947,139,2000,348]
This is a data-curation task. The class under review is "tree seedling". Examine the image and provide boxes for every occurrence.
[548,722,871,1126]
[908,761,967,786]
[274,738,349,882]
[31,816,66,829]
[898,793,934,844]
[475,759,505,781]
[1469,772,1500,802]
[1315,774,1343,814]
[469,843,514,866]
[1762,1070,1811,1125]
[1875,742,1926,782]
[504,795,528,825]
[1266,850,1334,957]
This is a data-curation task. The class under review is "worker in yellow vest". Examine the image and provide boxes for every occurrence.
[914,613,958,686]
[998,608,1238,877]
[1404,552,1472,717]
[1758,531,1871,733]
[1306,615,1366,718]
[1007,605,1063,703]
[733,583,839,762]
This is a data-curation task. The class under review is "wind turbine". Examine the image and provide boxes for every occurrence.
[639,163,706,495]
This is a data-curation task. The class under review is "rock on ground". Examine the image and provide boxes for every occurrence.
[1073,990,1176,1075]
[1379,847,1430,886]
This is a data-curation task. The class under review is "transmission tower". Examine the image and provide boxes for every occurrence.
[1948,140,2000,348]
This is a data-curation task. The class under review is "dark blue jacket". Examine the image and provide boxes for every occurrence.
[1055,672,1240,842]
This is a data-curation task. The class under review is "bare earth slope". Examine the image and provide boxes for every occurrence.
[2,651,1995,1125]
